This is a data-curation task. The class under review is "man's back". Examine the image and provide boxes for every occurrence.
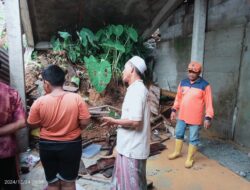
[28,92,89,141]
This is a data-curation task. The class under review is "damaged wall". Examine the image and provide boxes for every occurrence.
[154,0,250,147]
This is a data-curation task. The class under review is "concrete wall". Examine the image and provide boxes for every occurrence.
[203,26,244,139]
[235,23,250,147]
[154,0,250,146]
[154,37,192,91]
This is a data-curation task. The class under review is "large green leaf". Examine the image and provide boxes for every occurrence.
[78,28,96,48]
[105,26,113,38]
[84,55,97,65]
[58,31,71,40]
[101,40,125,53]
[51,38,62,51]
[68,48,77,63]
[127,27,138,42]
[85,56,112,93]
[112,25,124,37]
[114,41,125,53]
[101,40,115,48]
[77,31,87,47]
[95,29,105,41]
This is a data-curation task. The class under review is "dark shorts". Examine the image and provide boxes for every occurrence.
[39,136,82,183]
[0,156,20,190]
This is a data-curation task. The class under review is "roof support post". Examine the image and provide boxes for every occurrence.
[191,0,208,70]
[6,0,28,152]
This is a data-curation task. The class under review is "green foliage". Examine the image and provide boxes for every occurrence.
[77,28,96,48]
[108,110,120,119]
[31,51,38,60]
[84,55,112,93]
[50,25,148,93]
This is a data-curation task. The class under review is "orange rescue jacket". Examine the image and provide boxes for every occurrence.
[172,77,214,125]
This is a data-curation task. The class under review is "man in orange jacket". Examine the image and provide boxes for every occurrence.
[168,61,214,168]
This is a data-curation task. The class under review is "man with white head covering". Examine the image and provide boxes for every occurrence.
[103,56,150,190]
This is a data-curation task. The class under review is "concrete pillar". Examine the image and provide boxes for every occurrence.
[191,0,207,67]
[6,0,28,152]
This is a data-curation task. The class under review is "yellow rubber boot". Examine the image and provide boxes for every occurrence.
[185,144,197,168]
[168,139,183,160]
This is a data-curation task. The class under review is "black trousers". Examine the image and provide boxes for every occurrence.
[0,156,20,190]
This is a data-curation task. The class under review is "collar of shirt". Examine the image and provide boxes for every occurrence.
[127,79,143,91]
[189,77,202,85]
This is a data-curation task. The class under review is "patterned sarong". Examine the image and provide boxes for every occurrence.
[111,153,147,190]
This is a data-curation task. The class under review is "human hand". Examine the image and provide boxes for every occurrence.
[102,117,117,126]
[16,119,26,130]
[204,120,212,129]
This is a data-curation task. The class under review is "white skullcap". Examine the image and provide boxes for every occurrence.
[128,56,147,74]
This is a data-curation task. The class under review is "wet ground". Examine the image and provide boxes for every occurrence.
[21,138,250,190]
[147,138,250,190]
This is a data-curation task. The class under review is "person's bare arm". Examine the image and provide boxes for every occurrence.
[79,118,91,130]
[102,117,141,130]
[0,119,26,136]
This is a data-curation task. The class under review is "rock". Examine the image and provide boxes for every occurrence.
[236,171,247,178]
[239,171,247,177]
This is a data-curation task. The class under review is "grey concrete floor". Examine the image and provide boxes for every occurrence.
[199,138,250,181]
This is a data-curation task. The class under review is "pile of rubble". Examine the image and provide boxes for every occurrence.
[76,85,176,181]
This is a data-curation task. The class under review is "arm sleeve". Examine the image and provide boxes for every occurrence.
[204,85,214,119]
[172,84,182,111]
[27,100,41,125]
[78,95,91,120]
[10,89,25,121]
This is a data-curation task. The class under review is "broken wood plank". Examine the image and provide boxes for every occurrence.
[161,89,176,99]
[148,85,160,115]
[26,86,37,95]
[151,122,163,131]
[86,158,115,175]
[89,110,110,115]
[102,167,113,178]
[160,105,173,114]
[150,115,163,124]
[160,114,172,126]
[149,142,167,157]
[78,174,111,184]
[89,105,121,113]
